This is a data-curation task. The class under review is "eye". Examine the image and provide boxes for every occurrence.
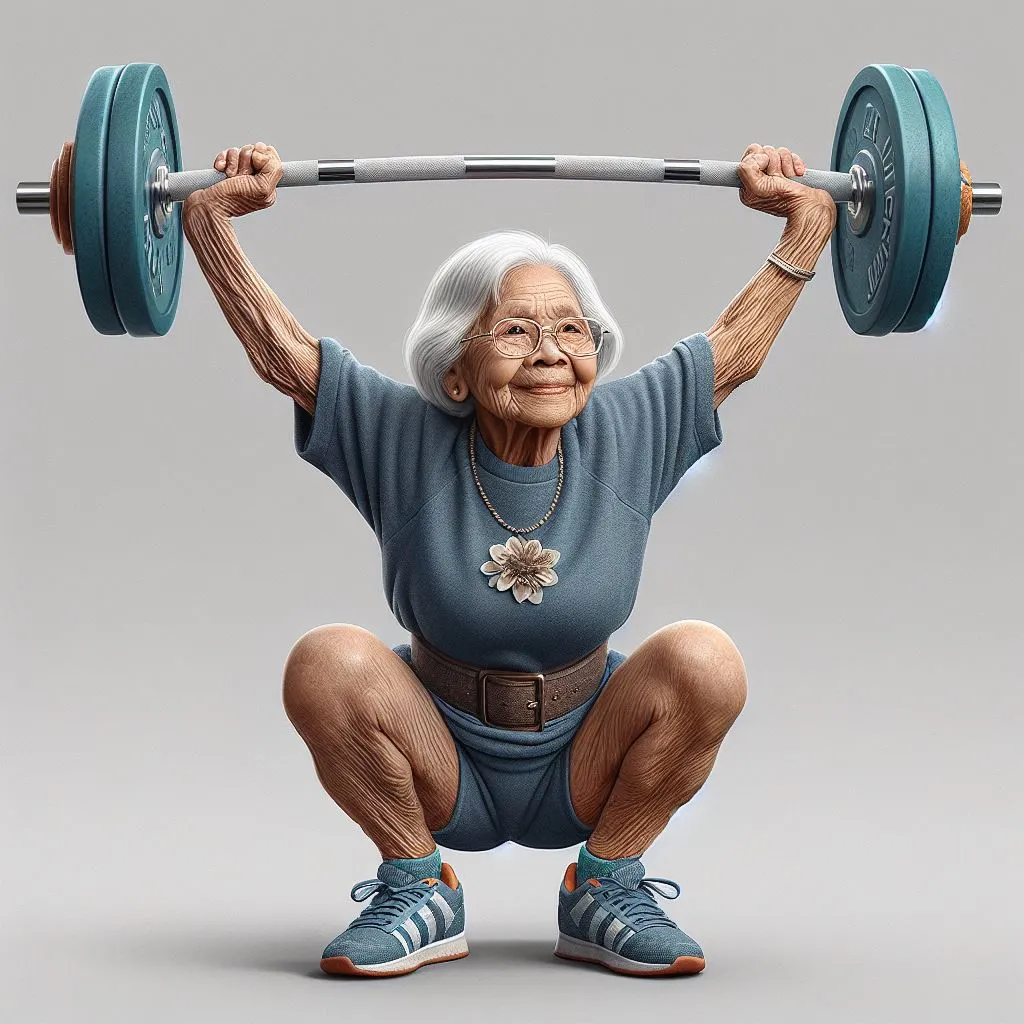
[496,320,528,336]
[562,323,582,333]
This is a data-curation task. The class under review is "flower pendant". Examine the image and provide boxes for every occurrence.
[480,536,561,605]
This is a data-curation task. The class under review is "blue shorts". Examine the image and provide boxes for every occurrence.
[394,645,627,852]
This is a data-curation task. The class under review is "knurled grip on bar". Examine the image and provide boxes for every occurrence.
[696,160,853,201]
[163,155,856,204]
[166,159,320,201]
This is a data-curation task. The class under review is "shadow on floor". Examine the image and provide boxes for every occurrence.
[94,928,561,979]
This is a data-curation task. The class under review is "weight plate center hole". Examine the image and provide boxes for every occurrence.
[148,149,171,238]
[847,150,878,236]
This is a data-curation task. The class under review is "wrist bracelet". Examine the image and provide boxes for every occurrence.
[766,251,816,281]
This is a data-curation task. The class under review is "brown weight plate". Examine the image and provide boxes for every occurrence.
[48,154,60,246]
[55,140,75,255]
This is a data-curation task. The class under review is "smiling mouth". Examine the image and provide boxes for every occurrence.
[519,383,574,393]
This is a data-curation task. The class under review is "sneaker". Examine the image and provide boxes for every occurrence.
[320,861,468,976]
[555,860,705,976]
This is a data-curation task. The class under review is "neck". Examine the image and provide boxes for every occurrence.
[475,409,561,466]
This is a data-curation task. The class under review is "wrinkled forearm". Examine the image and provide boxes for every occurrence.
[708,206,835,407]
[183,200,320,414]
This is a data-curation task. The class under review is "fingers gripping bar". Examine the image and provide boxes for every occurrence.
[695,160,853,201]
[162,155,858,205]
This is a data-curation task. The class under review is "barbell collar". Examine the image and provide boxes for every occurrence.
[969,183,1001,214]
[16,182,51,213]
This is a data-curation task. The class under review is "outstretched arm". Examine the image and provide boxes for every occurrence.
[708,144,837,408]
[182,144,320,415]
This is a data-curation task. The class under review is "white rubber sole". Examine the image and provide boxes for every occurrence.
[321,932,469,976]
[554,933,704,976]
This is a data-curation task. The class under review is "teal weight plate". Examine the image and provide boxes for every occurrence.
[73,65,126,335]
[106,63,183,336]
[895,69,961,333]
[831,65,932,336]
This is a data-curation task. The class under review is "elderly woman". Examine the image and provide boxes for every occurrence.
[182,142,835,978]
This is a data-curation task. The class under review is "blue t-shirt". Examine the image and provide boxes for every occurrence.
[295,335,722,672]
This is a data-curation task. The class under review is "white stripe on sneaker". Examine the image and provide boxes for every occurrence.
[425,898,445,935]
[603,917,626,949]
[613,926,635,952]
[570,891,594,926]
[391,927,412,955]
[431,892,456,930]
[415,906,437,944]
[587,907,610,943]
[400,919,422,951]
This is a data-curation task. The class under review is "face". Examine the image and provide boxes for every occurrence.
[445,265,599,429]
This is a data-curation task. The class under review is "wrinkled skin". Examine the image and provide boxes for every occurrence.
[443,264,600,466]
[185,138,835,865]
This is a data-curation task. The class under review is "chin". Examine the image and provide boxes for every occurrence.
[521,400,580,427]
[513,390,583,422]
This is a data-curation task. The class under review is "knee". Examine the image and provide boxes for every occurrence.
[649,620,748,732]
[281,624,382,732]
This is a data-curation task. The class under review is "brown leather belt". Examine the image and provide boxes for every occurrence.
[410,634,608,732]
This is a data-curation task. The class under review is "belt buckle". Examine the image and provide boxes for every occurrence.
[478,670,546,731]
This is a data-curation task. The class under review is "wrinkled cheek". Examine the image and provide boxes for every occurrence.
[482,387,518,418]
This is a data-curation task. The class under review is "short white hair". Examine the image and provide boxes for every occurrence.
[403,231,624,416]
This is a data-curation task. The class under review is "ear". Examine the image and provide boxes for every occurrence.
[444,364,471,403]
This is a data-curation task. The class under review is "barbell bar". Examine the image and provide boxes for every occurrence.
[14,155,885,203]
[15,62,1002,338]
[18,152,1004,210]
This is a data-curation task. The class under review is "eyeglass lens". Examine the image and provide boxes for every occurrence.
[492,318,602,357]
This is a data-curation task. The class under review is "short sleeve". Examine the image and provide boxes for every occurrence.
[576,333,722,517]
[294,338,459,541]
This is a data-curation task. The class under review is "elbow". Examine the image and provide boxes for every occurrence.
[709,328,761,387]
[713,359,758,407]
[738,357,761,383]
[727,354,761,388]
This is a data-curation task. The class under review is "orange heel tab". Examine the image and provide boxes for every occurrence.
[562,862,578,891]
[440,862,460,889]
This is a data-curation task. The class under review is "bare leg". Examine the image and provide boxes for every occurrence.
[282,624,459,860]
[569,621,747,859]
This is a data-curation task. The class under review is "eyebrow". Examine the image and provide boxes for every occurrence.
[549,302,582,318]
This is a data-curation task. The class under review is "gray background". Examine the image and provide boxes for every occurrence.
[2,1,1021,1021]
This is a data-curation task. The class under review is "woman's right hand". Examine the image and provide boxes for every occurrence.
[183,143,283,220]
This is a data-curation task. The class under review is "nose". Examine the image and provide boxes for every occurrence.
[527,329,569,365]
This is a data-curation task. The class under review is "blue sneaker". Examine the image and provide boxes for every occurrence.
[320,861,468,976]
[555,860,705,976]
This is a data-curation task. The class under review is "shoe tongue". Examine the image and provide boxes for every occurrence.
[608,860,645,888]
[377,863,419,888]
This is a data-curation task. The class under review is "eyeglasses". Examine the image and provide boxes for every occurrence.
[464,317,607,359]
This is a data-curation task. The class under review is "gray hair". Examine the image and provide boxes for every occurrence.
[403,230,624,416]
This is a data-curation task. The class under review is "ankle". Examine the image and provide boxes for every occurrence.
[384,848,442,881]
[577,844,640,883]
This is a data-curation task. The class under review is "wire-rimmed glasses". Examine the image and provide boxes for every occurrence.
[464,317,606,358]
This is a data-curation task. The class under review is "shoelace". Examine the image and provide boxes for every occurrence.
[594,875,682,931]
[347,878,433,930]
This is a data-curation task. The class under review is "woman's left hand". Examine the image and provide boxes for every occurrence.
[736,143,836,225]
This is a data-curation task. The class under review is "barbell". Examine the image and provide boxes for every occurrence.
[16,62,1001,338]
